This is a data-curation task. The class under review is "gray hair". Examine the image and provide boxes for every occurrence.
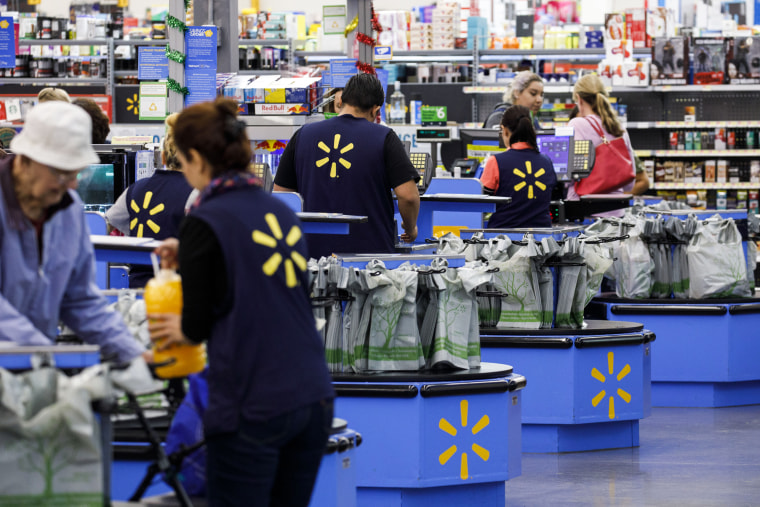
[503,71,543,103]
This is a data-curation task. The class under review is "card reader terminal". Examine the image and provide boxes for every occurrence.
[536,133,594,181]
[408,152,433,193]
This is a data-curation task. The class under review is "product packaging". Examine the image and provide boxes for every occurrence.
[650,36,688,85]
[727,36,760,83]
[692,37,731,85]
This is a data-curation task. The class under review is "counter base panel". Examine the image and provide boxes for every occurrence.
[522,420,640,453]
[652,380,760,408]
[358,481,505,507]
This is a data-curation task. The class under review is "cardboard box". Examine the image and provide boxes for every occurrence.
[651,37,688,85]
[716,159,728,183]
[704,160,716,182]
[623,61,649,86]
[606,39,633,62]
[625,8,647,48]
[605,13,626,42]
[727,36,760,83]
[692,37,730,85]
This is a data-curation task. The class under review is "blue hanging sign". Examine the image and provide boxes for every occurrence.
[184,26,218,107]
[138,46,169,80]
[0,17,15,69]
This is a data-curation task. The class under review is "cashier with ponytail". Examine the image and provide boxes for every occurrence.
[480,105,556,228]
[148,98,334,506]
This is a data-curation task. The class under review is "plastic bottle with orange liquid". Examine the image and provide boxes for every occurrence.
[144,269,206,378]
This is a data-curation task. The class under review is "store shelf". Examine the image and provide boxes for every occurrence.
[112,39,167,46]
[628,121,760,129]
[651,84,760,92]
[293,51,347,63]
[636,149,760,158]
[239,39,291,46]
[652,182,760,190]
[238,70,285,75]
[390,50,472,62]
[0,78,108,85]
[479,47,650,62]
[464,84,573,94]
[19,39,107,46]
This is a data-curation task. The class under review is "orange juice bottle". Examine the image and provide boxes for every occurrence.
[144,269,206,378]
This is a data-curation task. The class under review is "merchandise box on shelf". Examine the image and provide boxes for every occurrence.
[692,37,731,85]
[727,36,760,84]
[651,36,688,85]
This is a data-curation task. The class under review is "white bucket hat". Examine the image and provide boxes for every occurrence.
[10,101,100,171]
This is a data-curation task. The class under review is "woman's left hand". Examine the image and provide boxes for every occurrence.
[148,313,191,350]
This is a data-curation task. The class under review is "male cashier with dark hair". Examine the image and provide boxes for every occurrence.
[274,72,420,258]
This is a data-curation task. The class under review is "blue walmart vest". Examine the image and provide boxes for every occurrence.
[294,115,396,258]
[126,170,193,287]
[487,148,557,229]
[190,185,334,435]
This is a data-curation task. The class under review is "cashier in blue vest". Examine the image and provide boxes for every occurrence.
[480,105,557,228]
[273,72,421,258]
[106,113,195,288]
[0,101,145,363]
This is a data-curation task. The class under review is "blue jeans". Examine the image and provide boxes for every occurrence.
[206,398,334,507]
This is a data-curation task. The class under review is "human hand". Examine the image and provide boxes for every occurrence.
[142,349,154,364]
[154,238,179,270]
[147,313,190,350]
[400,224,418,243]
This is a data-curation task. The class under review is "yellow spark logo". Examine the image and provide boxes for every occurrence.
[129,191,165,237]
[512,161,547,199]
[252,213,307,288]
[316,134,354,178]
[591,351,632,420]
[0,20,8,29]
[126,94,139,116]
[438,400,490,480]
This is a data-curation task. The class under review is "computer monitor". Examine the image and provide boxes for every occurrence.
[457,128,505,166]
[536,130,572,181]
[77,151,131,209]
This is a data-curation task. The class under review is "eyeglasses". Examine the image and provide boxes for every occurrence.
[46,165,80,185]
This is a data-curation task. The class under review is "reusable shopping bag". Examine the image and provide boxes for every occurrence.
[536,237,561,328]
[365,261,425,371]
[0,363,108,505]
[429,259,491,369]
[687,217,751,299]
[343,267,372,372]
[490,235,543,329]
[580,239,614,307]
[641,216,673,298]
[664,215,698,298]
[612,223,654,299]
[574,116,635,196]
[555,237,587,329]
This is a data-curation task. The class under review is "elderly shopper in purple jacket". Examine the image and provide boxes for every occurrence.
[0,101,145,363]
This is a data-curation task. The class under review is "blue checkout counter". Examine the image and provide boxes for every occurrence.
[480,322,654,453]
[586,208,760,408]
[91,212,368,265]
[588,295,760,408]
[332,363,525,507]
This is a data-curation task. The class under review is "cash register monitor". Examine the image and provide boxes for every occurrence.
[76,151,131,209]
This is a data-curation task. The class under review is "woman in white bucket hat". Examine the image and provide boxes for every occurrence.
[0,101,146,363]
